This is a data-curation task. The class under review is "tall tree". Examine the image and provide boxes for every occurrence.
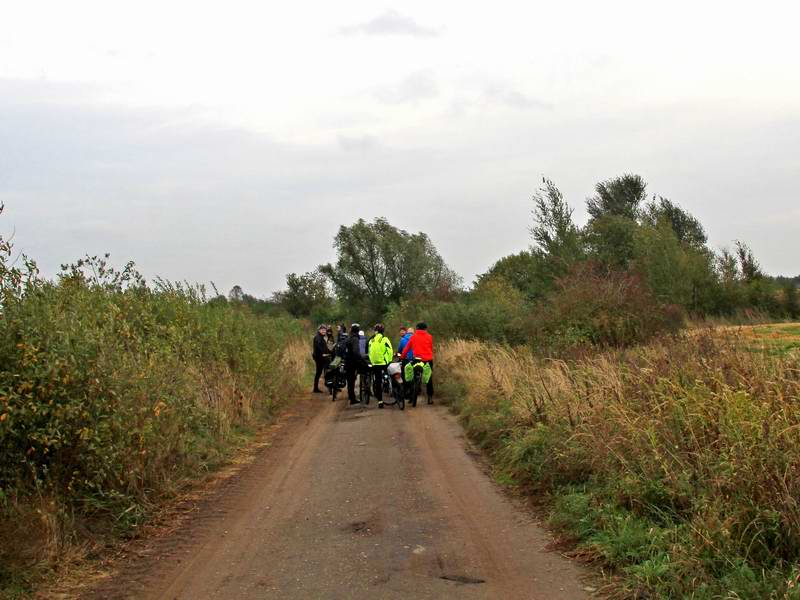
[586,173,647,221]
[228,285,244,302]
[320,218,460,319]
[585,174,648,268]
[530,178,583,267]
[642,197,707,249]
[273,269,333,318]
[735,241,762,282]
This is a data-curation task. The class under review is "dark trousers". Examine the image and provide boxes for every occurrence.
[372,364,388,403]
[313,357,327,390]
[346,365,359,401]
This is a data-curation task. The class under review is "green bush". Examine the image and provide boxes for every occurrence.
[0,254,304,589]
[523,262,683,351]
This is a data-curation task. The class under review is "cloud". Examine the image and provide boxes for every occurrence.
[481,83,552,110]
[373,71,439,104]
[340,10,439,38]
[337,134,380,153]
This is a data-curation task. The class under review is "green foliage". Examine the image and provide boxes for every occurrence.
[642,196,708,249]
[272,269,335,319]
[387,277,529,345]
[0,242,304,589]
[478,251,546,300]
[632,222,718,312]
[525,262,683,350]
[319,217,460,321]
[586,173,648,222]
[584,214,639,268]
[530,178,584,279]
[784,284,800,319]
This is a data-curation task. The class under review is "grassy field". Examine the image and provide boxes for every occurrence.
[438,324,800,599]
[736,323,800,357]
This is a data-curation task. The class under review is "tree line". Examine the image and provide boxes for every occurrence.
[223,174,797,348]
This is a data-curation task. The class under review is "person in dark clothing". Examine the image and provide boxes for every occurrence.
[312,324,331,393]
[335,323,349,359]
[344,323,364,404]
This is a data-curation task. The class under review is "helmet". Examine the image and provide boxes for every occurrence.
[416,322,428,330]
[351,322,360,329]
[374,323,385,333]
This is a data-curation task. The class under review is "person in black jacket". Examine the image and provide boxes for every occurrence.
[344,322,364,404]
[312,324,331,393]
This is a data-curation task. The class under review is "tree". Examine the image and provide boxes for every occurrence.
[784,283,799,319]
[273,269,334,318]
[633,221,717,312]
[530,178,583,275]
[320,218,460,320]
[735,241,762,283]
[478,251,545,299]
[586,174,647,222]
[642,197,707,249]
[228,285,244,302]
[584,174,648,268]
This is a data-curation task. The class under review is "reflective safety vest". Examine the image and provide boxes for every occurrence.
[368,333,393,366]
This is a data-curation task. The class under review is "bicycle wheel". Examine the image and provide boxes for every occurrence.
[412,370,421,407]
[397,384,405,410]
[381,375,397,406]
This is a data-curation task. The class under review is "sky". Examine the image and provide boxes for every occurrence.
[2,0,799,296]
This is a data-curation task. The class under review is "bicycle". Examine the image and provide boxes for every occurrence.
[326,361,347,402]
[380,363,405,410]
[407,359,432,408]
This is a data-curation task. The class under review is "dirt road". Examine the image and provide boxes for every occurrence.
[86,396,591,599]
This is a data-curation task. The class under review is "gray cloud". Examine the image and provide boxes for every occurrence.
[337,134,380,153]
[481,83,552,110]
[2,78,798,302]
[340,10,439,38]
[373,71,439,104]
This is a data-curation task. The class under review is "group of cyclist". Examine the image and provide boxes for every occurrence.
[311,322,434,409]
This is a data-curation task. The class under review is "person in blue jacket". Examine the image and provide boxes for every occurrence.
[397,326,414,381]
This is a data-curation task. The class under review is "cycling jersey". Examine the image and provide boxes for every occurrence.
[401,330,433,362]
[368,333,393,365]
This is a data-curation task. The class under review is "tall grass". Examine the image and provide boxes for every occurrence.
[0,254,307,593]
[439,331,800,598]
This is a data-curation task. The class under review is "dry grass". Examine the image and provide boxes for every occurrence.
[438,328,800,598]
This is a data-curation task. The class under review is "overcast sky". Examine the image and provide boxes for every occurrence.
[2,0,798,296]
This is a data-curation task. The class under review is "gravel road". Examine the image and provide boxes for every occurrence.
[86,394,591,599]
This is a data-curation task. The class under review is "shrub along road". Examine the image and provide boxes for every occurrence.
[84,394,590,599]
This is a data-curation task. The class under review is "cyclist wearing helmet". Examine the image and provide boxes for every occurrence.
[367,323,394,408]
[400,322,434,404]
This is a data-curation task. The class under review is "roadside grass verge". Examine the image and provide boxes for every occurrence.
[438,328,800,598]
[0,257,309,597]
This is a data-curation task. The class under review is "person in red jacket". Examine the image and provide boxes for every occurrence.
[400,321,435,404]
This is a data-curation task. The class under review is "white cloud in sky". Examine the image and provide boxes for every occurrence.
[1,0,799,296]
[339,9,440,37]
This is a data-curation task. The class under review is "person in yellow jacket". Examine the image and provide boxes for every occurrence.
[367,323,393,408]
